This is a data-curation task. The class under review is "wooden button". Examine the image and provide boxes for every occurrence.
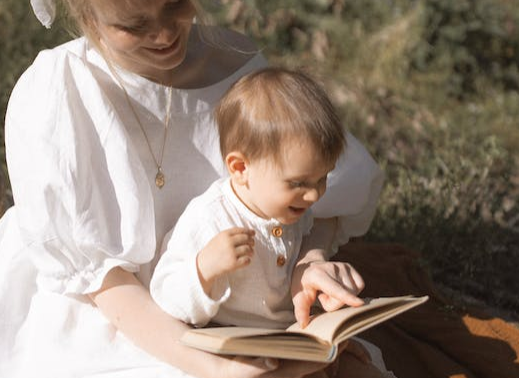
[276,255,286,266]
[271,226,283,237]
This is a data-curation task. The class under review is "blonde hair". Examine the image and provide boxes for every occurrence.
[59,0,214,51]
[60,0,95,42]
[215,67,346,166]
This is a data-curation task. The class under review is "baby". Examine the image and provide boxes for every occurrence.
[151,67,348,330]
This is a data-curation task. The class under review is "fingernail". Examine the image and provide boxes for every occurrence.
[264,358,278,370]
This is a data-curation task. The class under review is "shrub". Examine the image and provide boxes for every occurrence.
[410,0,519,97]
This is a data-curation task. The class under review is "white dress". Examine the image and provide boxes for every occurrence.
[151,178,314,329]
[0,35,385,378]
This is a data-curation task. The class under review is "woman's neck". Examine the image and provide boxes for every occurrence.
[100,26,257,88]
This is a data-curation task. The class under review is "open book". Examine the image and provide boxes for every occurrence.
[180,295,428,362]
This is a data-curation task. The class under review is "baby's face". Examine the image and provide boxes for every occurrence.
[243,140,334,225]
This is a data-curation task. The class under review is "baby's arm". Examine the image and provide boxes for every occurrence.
[196,227,255,295]
[150,223,254,326]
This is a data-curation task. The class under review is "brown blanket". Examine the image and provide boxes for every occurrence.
[333,243,519,378]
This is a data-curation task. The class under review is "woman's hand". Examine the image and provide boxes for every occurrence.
[88,268,375,378]
[220,340,372,378]
[220,355,327,378]
[89,267,327,378]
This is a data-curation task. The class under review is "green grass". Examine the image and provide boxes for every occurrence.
[1,0,518,318]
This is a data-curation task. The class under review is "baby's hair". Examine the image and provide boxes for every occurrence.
[215,67,346,166]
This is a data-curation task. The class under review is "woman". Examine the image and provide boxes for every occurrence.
[0,0,387,377]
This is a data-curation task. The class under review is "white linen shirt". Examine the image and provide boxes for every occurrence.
[0,32,384,378]
[151,178,313,329]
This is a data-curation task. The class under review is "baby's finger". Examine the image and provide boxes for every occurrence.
[227,227,255,237]
[317,293,346,312]
[339,264,365,294]
[235,244,254,257]
[230,231,255,247]
[292,289,316,328]
[315,275,364,308]
[237,255,252,267]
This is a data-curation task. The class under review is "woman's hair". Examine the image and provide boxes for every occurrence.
[59,0,212,50]
[215,67,346,166]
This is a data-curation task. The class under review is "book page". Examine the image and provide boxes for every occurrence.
[180,295,428,362]
[181,326,333,361]
[286,296,428,343]
[184,326,283,340]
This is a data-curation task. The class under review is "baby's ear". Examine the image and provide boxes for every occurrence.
[225,151,249,185]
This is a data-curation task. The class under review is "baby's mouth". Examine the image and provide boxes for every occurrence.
[289,206,307,215]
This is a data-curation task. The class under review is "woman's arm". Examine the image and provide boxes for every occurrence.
[88,267,220,376]
[89,267,326,378]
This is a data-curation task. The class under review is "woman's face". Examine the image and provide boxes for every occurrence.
[90,0,197,83]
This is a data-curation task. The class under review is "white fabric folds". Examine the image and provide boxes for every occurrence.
[0,34,387,378]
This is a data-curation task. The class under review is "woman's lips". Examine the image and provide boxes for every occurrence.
[145,37,180,56]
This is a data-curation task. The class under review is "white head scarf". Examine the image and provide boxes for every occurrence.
[30,0,56,29]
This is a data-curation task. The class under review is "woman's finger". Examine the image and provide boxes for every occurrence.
[339,339,372,364]
[225,356,278,377]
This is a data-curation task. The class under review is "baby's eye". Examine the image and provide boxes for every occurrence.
[289,181,304,188]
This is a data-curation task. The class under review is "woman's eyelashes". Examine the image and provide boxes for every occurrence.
[113,0,189,34]
[117,23,148,34]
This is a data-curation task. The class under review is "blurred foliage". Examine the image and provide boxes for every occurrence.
[1,0,518,316]
[410,0,519,97]
[214,0,519,316]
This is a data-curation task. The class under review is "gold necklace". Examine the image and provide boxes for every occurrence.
[101,45,172,189]
[121,85,173,189]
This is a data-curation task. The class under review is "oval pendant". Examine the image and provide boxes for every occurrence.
[155,170,165,189]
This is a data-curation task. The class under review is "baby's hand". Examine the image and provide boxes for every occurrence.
[292,260,365,328]
[197,228,255,294]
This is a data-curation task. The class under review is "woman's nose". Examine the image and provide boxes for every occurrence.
[148,22,175,44]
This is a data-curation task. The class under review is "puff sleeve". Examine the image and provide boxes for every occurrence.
[5,47,156,295]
